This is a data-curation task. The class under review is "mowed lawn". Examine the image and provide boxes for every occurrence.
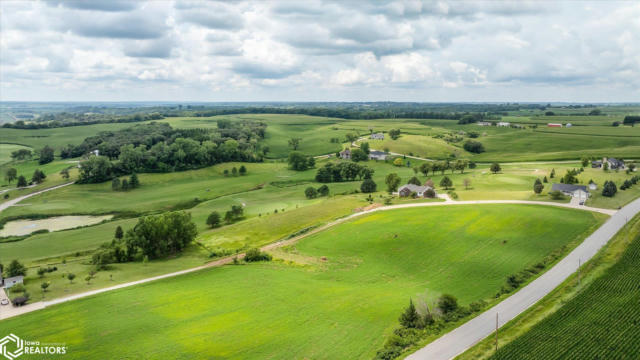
[0,205,605,359]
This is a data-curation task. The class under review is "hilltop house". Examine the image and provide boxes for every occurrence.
[3,275,24,289]
[368,150,388,161]
[551,183,590,200]
[592,157,625,170]
[339,148,351,160]
[396,184,436,198]
[370,133,384,140]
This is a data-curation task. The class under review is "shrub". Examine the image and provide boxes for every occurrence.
[399,299,420,328]
[424,188,436,198]
[305,186,318,199]
[602,180,617,197]
[360,178,377,193]
[437,294,458,314]
[317,184,329,196]
[244,248,272,262]
[549,190,565,200]
[12,296,28,306]
[463,140,485,153]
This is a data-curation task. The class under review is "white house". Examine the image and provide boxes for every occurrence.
[566,123,573,127]
[551,183,590,199]
[396,184,436,198]
[368,150,388,161]
[477,121,491,126]
[370,133,384,140]
[3,275,24,289]
[497,122,510,127]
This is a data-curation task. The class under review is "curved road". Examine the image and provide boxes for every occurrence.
[0,197,619,320]
[407,197,640,360]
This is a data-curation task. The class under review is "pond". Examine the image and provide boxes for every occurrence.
[0,215,113,237]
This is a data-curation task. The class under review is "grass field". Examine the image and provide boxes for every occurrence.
[0,205,604,359]
[488,215,640,360]
[367,134,464,159]
[0,144,32,165]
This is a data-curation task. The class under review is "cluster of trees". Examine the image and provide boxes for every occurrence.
[602,180,618,197]
[111,173,140,191]
[92,211,197,267]
[288,151,315,171]
[417,160,472,177]
[623,115,640,125]
[73,122,265,183]
[39,145,54,165]
[375,294,486,360]
[243,248,272,262]
[2,112,165,129]
[2,259,27,277]
[305,184,330,199]
[223,165,247,177]
[534,178,544,194]
[559,169,581,184]
[463,140,485,153]
[620,175,639,191]
[205,205,245,228]
[315,162,374,182]
[4,168,46,187]
[388,129,401,140]
[385,173,401,192]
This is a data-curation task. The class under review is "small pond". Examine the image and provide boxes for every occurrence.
[0,215,113,237]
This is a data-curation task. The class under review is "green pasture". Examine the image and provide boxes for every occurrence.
[0,204,604,359]
[367,134,464,159]
[0,144,32,165]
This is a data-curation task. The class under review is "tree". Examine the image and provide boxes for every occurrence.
[17,175,27,188]
[288,138,301,150]
[550,168,555,178]
[533,178,544,194]
[468,161,477,169]
[463,140,485,153]
[244,248,272,262]
[490,163,501,174]
[11,149,32,160]
[59,167,70,180]
[206,211,221,228]
[4,168,17,184]
[437,294,458,314]
[67,273,76,284]
[224,211,234,224]
[317,184,329,196]
[408,176,421,186]
[305,186,318,199]
[288,151,313,171]
[399,299,420,328]
[239,165,247,175]
[385,173,401,193]
[41,281,50,293]
[31,169,46,184]
[77,156,113,184]
[115,226,124,240]
[6,259,27,277]
[419,163,432,177]
[602,180,617,197]
[360,178,377,193]
[121,179,129,191]
[543,176,548,183]
[231,167,238,176]
[129,173,140,188]
[39,145,54,165]
[85,275,92,285]
[389,128,401,140]
[440,176,453,189]
[425,188,436,198]
[549,190,565,200]
[463,178,472,190]
[360,142,370,154]
[603,162,609,171]
[125,211,198,259]
[581,157,590,168]
[393,158,404,167]
[111,177,121,191]
[454,159,468,173]
[351,148,368,162]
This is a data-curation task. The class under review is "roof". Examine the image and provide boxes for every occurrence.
[608,158,624,166]
[369,150,388,156]
[340,149,351,154]
[551,183,588,193]
[398,184,433,193]
[4,275,23,283]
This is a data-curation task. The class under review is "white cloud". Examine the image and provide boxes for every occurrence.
[0,0,639,101]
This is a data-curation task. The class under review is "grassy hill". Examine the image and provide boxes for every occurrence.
[0,205,604,359]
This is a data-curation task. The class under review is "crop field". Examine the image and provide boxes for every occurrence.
[0,205,604,359]
[489,217,640,360]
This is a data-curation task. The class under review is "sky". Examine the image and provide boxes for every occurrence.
[1,0,639,102]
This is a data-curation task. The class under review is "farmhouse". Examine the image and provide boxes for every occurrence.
[566,123,573,127]
[370,132,384,140]
[477,121,491,126]
[551,183,590,199]
[497,122,510,127]
[339,148,351,160]
[592,157,625,170]
[368,150,388,160]
[547,123,563,127]
[3,275,24,289]
[397,184,435,198]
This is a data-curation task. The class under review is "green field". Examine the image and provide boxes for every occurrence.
[489,216,640,360]
[0,144,32,165]
[0,205,604,359]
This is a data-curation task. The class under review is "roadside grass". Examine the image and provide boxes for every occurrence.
[0,204,603,359]
[456,213,640,360]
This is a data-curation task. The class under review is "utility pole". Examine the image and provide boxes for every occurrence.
[578,258,581,286]
[495,312,499,352]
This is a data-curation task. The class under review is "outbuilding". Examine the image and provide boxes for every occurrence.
[3,275,24,289]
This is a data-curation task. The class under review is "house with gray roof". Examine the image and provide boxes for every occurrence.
[3,275,24,289]
[551,183,590,199]
[370,132,384,140]
[368,150,388,160]
[339,148,351,160]
[397,184,436,198]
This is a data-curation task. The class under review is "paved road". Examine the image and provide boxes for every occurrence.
[0,198,617,320]
[0,182,73,213]
[406,196,640,360]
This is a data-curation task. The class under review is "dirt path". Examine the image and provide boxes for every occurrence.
[0,198,617,321]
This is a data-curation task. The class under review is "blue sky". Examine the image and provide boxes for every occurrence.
[1,1,639,102]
